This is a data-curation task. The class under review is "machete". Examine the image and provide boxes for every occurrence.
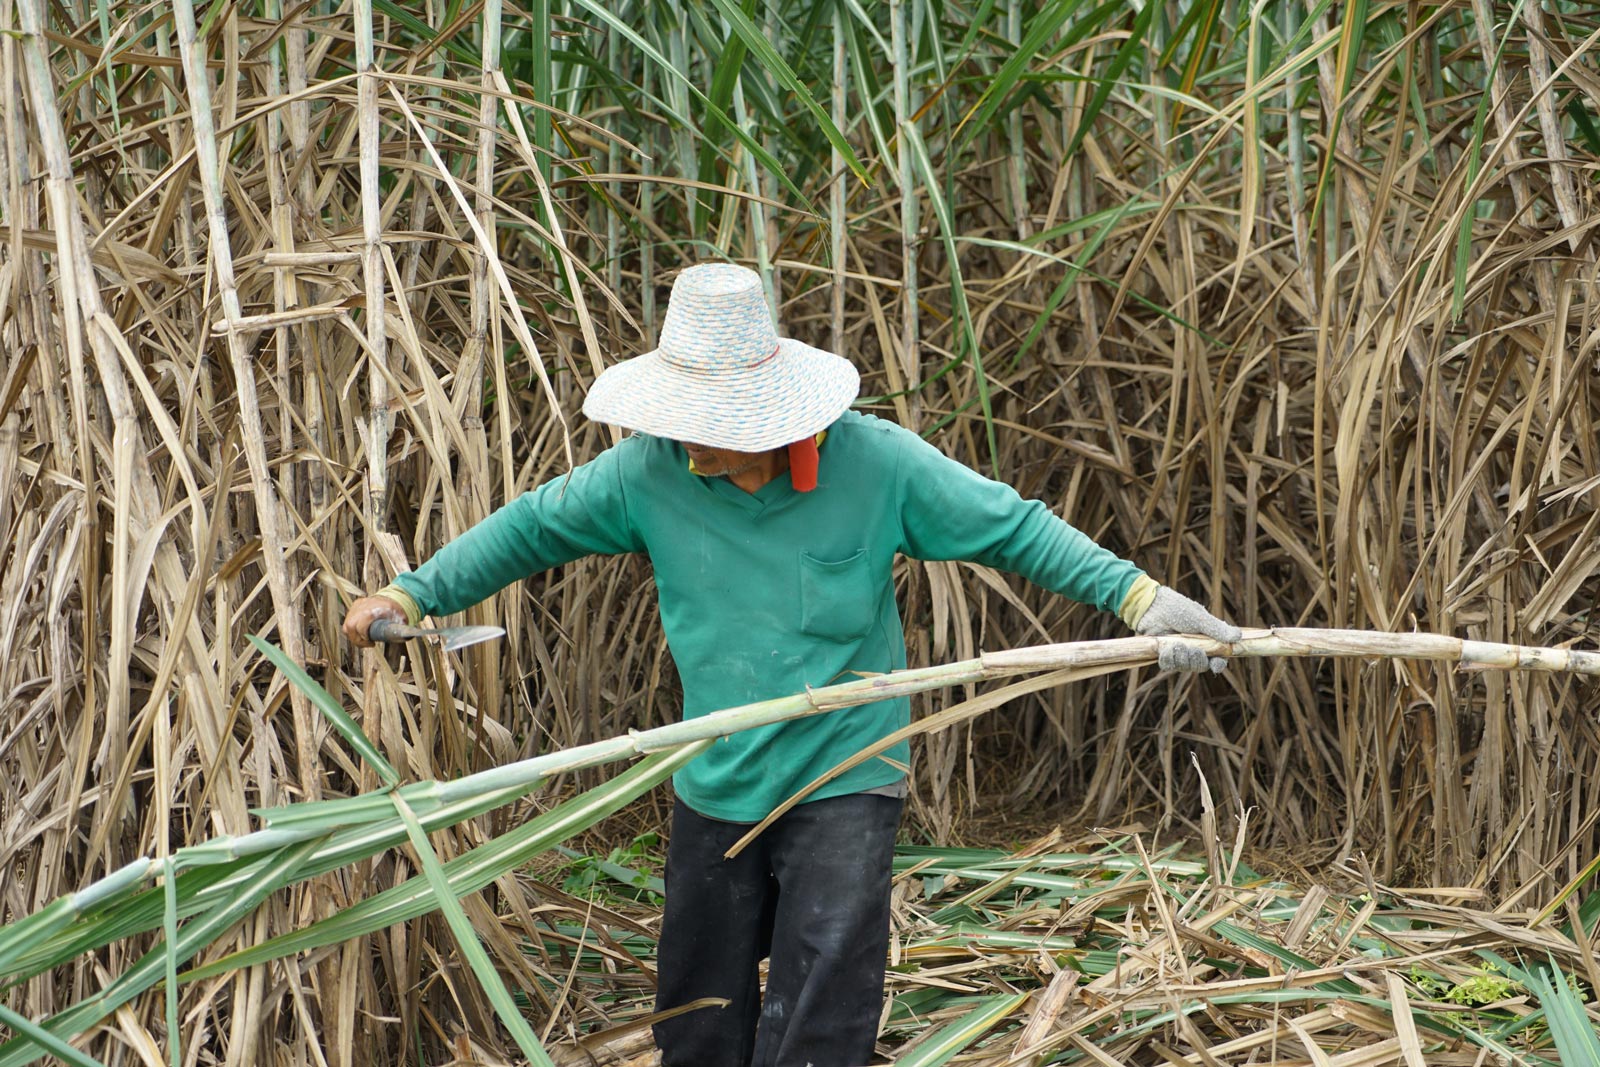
[368,619,505,652]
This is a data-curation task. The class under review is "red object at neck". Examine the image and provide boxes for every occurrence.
[788,437,819,492]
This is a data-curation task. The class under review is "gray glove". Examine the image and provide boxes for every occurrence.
[1134,587,1242,673]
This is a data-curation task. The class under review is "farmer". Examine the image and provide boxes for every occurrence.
[342,263,1239,1067]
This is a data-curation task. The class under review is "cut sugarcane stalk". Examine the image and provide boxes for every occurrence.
[2,625,1591,947]
[977,628,1600,678]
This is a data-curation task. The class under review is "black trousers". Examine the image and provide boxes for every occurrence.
[652,792,903,1067]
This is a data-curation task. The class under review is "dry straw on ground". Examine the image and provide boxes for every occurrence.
[537,827,1600,1067]
[1,0,1599,1061]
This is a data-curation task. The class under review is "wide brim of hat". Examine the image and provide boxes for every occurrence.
[582,338,860,451]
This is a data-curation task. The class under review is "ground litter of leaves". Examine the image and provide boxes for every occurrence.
[516,828,1600,1066]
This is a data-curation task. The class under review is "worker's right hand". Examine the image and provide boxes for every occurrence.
[342,595,408,649]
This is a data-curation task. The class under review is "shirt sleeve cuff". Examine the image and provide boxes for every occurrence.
[1118,574,1160,629]
[375,583,423,625]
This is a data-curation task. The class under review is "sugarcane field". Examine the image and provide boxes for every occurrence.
[4,0,1600,1063]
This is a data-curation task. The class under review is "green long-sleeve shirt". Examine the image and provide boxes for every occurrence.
[389,410,1147,821]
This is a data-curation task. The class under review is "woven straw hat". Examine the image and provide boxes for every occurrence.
[582,263,860,451]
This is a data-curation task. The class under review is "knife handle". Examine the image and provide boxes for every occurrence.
[369,618,422,643]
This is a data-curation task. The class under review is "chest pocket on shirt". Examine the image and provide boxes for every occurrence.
[798,549,876,642]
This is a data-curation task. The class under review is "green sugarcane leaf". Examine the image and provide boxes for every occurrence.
[372,0,479,63]
[565,0,815,209]
[9,781,537,988]
[1063,0,1155,159]
[840,6,893,167]
[1178,0,1340,142]
[555,846,667,897]
[0,1003,103,1067]
[915,924,1079,953]
[1527,960,1600,1063]
[527,0,552,162]
[948,199,1150,371]
[694,0,754,229]
[961,0,1118,147]
[0,839,323,1067]
[893,846,1204,877]
[893,992,1027,1066]
[701,0,865,182]
[248,634,398,789]
[3,863,248,986]
[1159,0,1220,69]
[184,744,708,980]
[391,794,556,1067]
[162,859,179,1067]
[951,0,1001,63]
[904,122,997,476]
[0,897,86,981]
[1535,850,1600,928]
[1569,97,1600,158]
[13,741,696,979]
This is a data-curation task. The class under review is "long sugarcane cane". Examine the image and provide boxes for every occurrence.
[2,627,1596,1065]
[5,627,1597,937]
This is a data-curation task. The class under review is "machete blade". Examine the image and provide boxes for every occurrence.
[369,619,506,652]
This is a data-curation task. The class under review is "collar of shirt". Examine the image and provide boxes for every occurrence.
[687,430,827,476]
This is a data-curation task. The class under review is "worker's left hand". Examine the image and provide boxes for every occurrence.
[1134,587,1241,672]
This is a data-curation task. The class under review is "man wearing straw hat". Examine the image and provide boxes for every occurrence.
[344,263,1239,1066]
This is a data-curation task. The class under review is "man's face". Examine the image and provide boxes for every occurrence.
[681,442,768,478]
